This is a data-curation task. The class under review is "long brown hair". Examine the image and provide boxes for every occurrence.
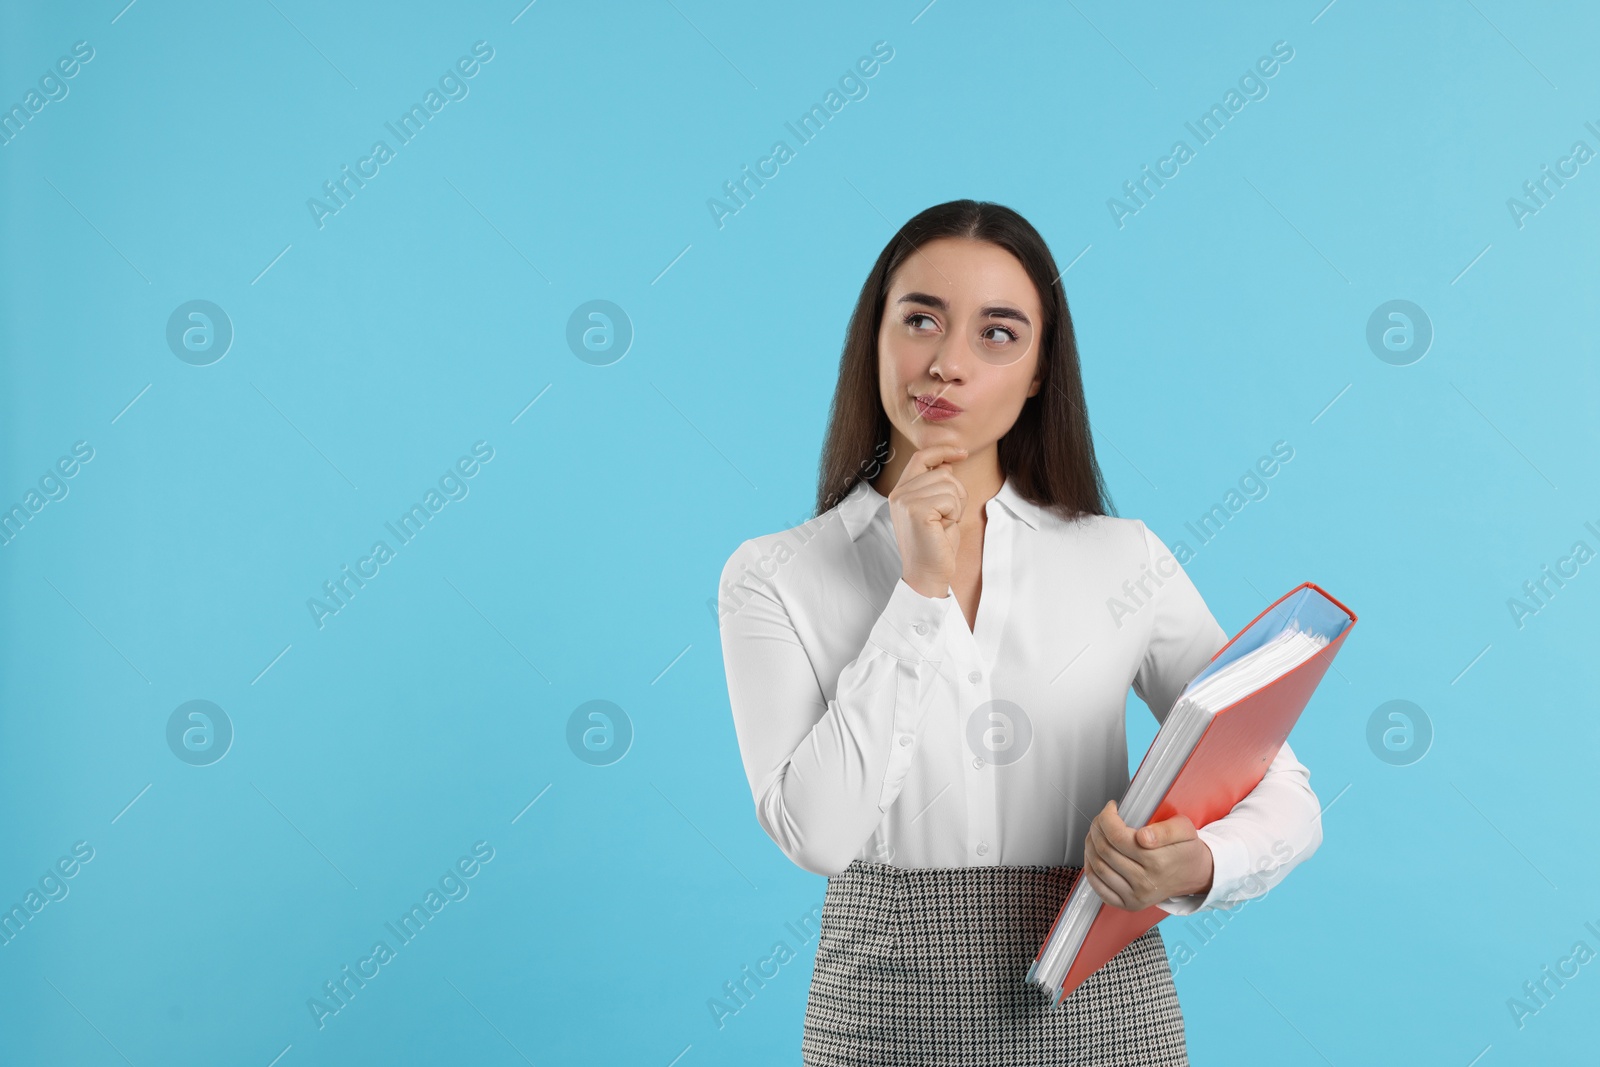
[814,199,1115,522]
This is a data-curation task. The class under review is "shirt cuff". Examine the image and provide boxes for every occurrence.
[1155,826,1249,916]
[866,577,952,663]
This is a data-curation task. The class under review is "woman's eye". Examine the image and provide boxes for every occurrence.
[904,312,937,331]
[982,325,1019,345]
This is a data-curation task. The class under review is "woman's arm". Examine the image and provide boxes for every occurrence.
[718,537,953,876]
[1129,520,1325,915]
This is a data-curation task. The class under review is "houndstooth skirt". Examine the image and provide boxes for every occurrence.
[802,859,1189,1066]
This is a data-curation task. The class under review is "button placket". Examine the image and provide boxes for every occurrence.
[959,646,1000,865]
[969,507,1027,865]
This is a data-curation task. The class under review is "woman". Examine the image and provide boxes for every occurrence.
[716,200,1322,1065]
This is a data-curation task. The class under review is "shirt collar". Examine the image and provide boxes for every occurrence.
[837,474,1042,542]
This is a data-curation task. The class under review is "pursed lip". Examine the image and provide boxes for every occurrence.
[913,393,963,413]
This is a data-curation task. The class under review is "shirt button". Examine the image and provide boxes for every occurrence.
[968,670,982,683]
[976,842,989,856]
[972,756,984,769]
[914,623,928,635]
[899,735,911,747]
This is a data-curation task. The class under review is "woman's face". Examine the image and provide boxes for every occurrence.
[877,236,1044,457]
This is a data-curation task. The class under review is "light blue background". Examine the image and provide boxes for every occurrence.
[2,1,1597,1063]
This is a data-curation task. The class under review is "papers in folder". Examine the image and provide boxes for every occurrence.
[1026,581,1357,1007]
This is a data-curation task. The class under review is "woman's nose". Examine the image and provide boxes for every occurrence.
[927,338,967,380]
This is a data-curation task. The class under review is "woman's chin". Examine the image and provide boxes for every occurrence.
[911,426,967,450]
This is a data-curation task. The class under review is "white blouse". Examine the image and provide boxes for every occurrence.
[717,474,1323,915]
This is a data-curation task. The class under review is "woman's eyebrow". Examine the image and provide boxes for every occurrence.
[982,304,1032,325]
[896,291,1031,325]
[897,291,949,310]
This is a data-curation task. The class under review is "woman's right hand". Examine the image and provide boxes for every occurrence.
[887,444,968,599]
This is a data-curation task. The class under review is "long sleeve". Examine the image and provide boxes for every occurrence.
[1129,521,1324,916]
[717,537,954,876]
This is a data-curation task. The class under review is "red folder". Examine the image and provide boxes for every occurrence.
[1037,581,1357,1005]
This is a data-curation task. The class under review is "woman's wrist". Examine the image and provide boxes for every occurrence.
[902,572,949,599]
[1176,839,1215,898]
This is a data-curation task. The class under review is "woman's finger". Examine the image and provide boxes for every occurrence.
[1090,813,1147,882]
[895,465,967,508]
[1083,867,1119,909]
[1085,831,1135,906]
[897,444,968,484]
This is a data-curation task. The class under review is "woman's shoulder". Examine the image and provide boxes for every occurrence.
[717,505,852,595]
[1035,509,1191,576]
[1044,512,1201,586]
[1037,507,1150,546]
